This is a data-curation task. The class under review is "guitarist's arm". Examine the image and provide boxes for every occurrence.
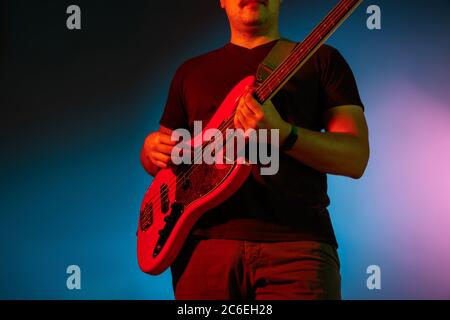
[140,125,176,176]
[235,93,369,179]
[283,105,369,179]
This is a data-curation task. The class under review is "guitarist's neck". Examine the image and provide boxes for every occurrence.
[229,26,280,49]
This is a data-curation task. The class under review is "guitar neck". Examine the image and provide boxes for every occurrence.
[254,0,363,104]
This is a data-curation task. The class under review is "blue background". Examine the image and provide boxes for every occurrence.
[1,0,450,299]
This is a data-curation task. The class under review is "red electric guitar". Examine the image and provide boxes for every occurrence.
[137,0,363,275]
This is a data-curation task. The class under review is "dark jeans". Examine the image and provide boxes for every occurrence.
[170,238,341,300]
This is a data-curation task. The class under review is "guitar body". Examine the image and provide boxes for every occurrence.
[137,76,255,275]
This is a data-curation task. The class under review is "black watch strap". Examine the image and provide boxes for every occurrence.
[280,125,298,152]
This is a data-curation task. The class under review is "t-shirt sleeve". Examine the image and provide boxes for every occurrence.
[319,46,364,111]
[159,66,189,130]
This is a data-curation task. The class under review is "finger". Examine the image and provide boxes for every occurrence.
[159,134,178,145]
[244,94,265,120]
[234,111,240,129]
[242,111,256,131]
[240,107,259,130]
[234,116,241,130]
[236,93,246,114]
[240,106,259,129]
[155,143,174,155]
[235,111,246,130]
[151,159,168,169]
[240,101,255,119]
[236,111,254,140]
[151,151,171,163]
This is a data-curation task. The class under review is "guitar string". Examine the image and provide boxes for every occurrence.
[145,0,353,210]
[141,0,354,214]
[142,0,353,214]
[155,0,352,198]
[168,0,354,189]
[255,0,354,101]
[258,0,355,99]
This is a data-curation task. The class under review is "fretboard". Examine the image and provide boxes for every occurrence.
[254,0,363,103]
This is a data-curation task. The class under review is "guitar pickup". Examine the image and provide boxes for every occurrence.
[139,202,153,232]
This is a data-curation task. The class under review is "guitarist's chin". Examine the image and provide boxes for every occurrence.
[241,11,269,25]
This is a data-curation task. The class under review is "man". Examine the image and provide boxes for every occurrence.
[141,0,369,299]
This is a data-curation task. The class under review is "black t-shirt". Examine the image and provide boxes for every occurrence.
[159,39,364,246]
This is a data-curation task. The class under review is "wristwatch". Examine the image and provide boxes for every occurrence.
[280,124,298,152]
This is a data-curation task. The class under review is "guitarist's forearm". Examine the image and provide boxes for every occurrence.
[283,126,369,179]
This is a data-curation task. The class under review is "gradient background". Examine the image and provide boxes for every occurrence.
[1,0,449,299]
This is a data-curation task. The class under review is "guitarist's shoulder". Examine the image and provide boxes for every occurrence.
[314,44,352,66]
[315,44,343,60]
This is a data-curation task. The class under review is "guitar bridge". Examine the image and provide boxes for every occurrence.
[153,202,184,258]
